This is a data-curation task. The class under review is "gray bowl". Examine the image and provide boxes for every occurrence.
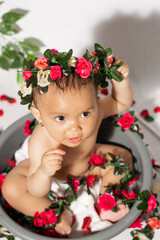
[0,113,152,240]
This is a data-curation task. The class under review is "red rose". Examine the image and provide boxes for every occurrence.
[51,49,58,53]
[0,95,8,101]
[98,193,116,211]
[122,190,137,200]
[154,106,160,113]
[117,112,135,130]
[34,57,49,69]
[8,98,16,104]
[86,175,95,188]
[146,217,160,229]
[8,158,16,168]
[24,120,32,135]
[75,57,92,78]
[72,178,80,192]
[147,195,157,213]
[129,217,142,228]
[82,216,92,231]
[40,209,57,226]
[23,68,33,80]
[0,174,6,190]
[127,175,140,186]
[50,65,62,80]
[0,109,4,117]
[140,109,149,117]
[34,212,43,227]
[89,154,105,166]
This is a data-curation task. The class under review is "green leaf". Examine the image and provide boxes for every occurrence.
[0,55,10,70]
[27,54,36,61]
[67,195,74,204]
[139,190,151,201]
[66,49,73,60]
[26,59,34,70]
[137,201,148,210]
[110,67,123,82]
[83,49,90,60]
[19,41,40,52]
[44,49,54,59]
[105,47,112,57]
[94,43,104,52]
[0,2,4,5]
[2,11,24,24]
[144,116,154,122]
[10,56,21,68]
[0,22,18,35]
[2,45,19,59]
[17,70,23,84]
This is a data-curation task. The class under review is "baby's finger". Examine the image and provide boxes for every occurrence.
[46,153,64,162]
[45,149,66,156]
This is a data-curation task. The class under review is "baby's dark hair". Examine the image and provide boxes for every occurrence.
[33,72,99,107]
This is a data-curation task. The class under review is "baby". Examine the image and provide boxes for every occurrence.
[2,45,133,235]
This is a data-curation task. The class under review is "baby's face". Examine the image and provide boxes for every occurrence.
[37,84,98,147]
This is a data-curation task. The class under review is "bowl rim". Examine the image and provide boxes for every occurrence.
[0,113,152,240]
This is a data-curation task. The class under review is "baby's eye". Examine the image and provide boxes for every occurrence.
[81,111,90,118]
[54,116,65,122]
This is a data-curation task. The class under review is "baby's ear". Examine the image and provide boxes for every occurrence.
[30,106,42,124]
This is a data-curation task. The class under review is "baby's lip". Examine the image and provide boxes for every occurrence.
[67,137,82,144]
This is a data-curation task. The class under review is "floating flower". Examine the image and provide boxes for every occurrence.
[146,217,160,229]
[75,57,92,78]
[122,190,137,200]
[82,216,92,231]
[40,209,57,226]
[33,212,43,227]
[0,95,8,101]
[140,110,149,117]
[89,154,105,166]
[34,57,49,69]
[20,83,32,97]
[117,112,135,130]
[37,70,50,87]
[154,106,160,113]
[100,88,108,95]
[97,193,116,211]
[86,175,95,188]
[24,120,32,135]
[146,195,157,212]
[68,56,77,68]
[0,109,4,117]
[23,68,33,80]
[0,174,6,190]
[129,217,142,228]
[50,65,62,81]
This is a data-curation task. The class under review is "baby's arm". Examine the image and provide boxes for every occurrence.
[26,129,65,197]
[99,57,133,118]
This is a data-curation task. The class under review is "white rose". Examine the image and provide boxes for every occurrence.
[21,83,32,97]
[37,69,50,87]
[135,232,150,240]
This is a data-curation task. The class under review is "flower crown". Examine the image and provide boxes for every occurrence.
[18,43,123,108]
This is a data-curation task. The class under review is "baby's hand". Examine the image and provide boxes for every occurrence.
[40,149,65,177]
[99,199,129,222]
[114,57,129,80]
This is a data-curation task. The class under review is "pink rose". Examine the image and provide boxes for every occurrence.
[86,174,95,188]
[122,190,137,200]
[51,49,58,53]
[147,195,157,213]
[75,57,92,78]
[34,57,49,69]
[24,120,32,135]
[40,209,57,226]
[23,68,33,80]
[129,217,142,228]
[0,174,6,190]
[117,112,135,130]
[98,193,116,211]
[128,175,140,186]
[89,154,105,166]
[72,178,80,192]
[50,65,62,80]
[34,211,43,227]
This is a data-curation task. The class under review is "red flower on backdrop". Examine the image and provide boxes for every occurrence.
[117,112,135,130]
[151,158,160,168]
[98,193,116,211]
[127,175,140,186]
[51,49,58,53]
[101,88,108,95]
[86,175,95,188]
[89,154,105,166]
[0,95,8,101]
[24,120,32,135]
[122,190,137,200]
[140,109,149,117]
[106,54,113,67]
[34,211,43,227]
[146,217,160,229]
[23,68,33,80]
[72,178,80,192]
[50,65,62,80]
[0,109,4,117]
[82,216,92,231]
[129,217,142,228]
[146,195,157,213]
[34,57,49,69]
[8,158,16,168]
[154,106,160,113]
[75,57,92,78]
[0,174,6,190]
[40,209,57,226]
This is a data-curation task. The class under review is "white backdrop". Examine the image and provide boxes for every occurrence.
[0,1,160,239]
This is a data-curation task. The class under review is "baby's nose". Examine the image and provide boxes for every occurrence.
[67,121,82,132]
